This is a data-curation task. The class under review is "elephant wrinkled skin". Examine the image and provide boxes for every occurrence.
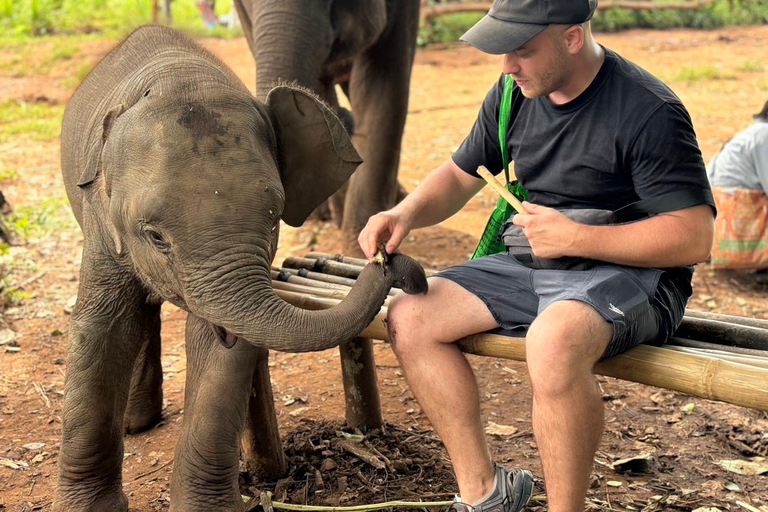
[235,0,420,247]
[55,25,427,512]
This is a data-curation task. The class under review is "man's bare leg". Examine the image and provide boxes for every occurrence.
[525,300,612,512]
[387,276,501,504]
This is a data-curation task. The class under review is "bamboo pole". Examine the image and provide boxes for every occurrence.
[272,280,393,307]
[283,257,364,279]
[675,317,768,351]
[663,345,768,370]
[668,337,768,357]
[684,309,768,330]
[302,253,438,277]
[272,267,399,296]
[273,291,768,412]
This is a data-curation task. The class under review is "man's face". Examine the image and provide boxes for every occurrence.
[502,26,571,99]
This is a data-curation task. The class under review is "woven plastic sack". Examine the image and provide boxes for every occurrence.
[710,187,768,270]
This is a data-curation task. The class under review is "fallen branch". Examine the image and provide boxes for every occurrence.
[332,439,386,470]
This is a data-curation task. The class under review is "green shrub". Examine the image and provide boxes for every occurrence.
[418,12,485,46]
[417,0,767,44]
[0,0,241,38]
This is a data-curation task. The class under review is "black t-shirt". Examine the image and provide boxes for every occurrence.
[453,48,715,214]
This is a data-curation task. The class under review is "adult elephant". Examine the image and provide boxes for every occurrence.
[234,0,421,249]
[55,25,426,512]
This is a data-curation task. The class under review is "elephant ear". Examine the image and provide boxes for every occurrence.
[77,103,125,196]
[266,86,362,227]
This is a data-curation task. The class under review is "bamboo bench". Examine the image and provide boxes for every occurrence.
[272,253,768,426]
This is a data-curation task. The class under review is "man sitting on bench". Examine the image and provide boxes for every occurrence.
[358,0,715,511]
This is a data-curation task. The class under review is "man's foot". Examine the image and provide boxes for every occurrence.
[449,465,534,512]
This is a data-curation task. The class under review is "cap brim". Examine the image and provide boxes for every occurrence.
[460,14,547,55]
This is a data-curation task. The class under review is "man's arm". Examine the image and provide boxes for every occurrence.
[359,159,485,261]
[513,202,714,267]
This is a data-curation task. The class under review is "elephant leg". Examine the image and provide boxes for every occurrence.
[124,304,163,434]
[54,255,152,512]
[341,0,420,254]
[170,314,260,512]
[242,349,288,481]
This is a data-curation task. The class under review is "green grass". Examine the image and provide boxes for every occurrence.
[418,12,485,46]
[665,65,736,83]
[7,196,75,238]
[0,0,241,38]
[0,35,83,76]
[737,61,765,73]
[0,168,19,181]
[0,100,65,143]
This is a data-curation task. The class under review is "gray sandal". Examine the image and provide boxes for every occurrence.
[449,464,534,512]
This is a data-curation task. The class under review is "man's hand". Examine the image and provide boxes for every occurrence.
[358,211,412,262]
[511,201,581,259]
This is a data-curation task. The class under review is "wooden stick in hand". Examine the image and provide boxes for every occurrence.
[476,166,527,215]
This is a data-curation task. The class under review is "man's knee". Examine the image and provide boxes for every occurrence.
[387,293,427,357]
[525,301,611,396]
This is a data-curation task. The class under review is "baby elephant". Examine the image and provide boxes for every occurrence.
[56,25,426,512]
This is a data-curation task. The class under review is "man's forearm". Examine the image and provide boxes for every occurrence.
[571,205,714,267]
[390,159,485,229]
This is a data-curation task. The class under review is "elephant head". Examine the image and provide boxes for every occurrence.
[74,82,426,352]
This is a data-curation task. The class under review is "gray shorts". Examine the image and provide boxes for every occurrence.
[436,253,692,359]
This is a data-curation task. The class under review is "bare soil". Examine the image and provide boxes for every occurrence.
[2,25,768,512]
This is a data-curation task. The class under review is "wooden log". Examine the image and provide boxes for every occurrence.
[306,252,370,268]
[668,337,768,357]
[684,309,768,330]
[283,257,364,280]
[305,252,438,277]
[340,337,383,430]
[663,345,768,370]
[675,317,768,351]
[274,291,768,412]
[272,280,393,307]
[271,268,398,297]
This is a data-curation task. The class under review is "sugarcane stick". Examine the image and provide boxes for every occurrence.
[273,289,768,412]
[675,316,768,351]
[477,166,527,215]
[684,309,768,330]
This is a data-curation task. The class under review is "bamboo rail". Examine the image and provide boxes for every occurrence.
[273,258,768,412]
[298,252,768,351]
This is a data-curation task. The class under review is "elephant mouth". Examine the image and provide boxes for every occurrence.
[211,324,238,349]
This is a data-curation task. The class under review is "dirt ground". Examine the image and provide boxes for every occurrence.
[2,24,768,512]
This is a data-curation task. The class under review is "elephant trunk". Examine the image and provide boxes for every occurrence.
[191,253,427,353]
[251,1,334,101]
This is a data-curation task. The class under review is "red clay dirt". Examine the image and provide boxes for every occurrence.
[1,25,768,512]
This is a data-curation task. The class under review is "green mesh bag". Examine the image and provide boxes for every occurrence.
[470,75,528,260]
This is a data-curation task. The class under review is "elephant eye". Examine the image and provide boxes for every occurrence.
[143,227,171,253]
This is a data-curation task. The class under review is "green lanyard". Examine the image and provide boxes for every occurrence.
[499,73,514,185]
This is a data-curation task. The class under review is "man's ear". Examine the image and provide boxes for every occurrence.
[77,103,125,197]
[266,86,362,227]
